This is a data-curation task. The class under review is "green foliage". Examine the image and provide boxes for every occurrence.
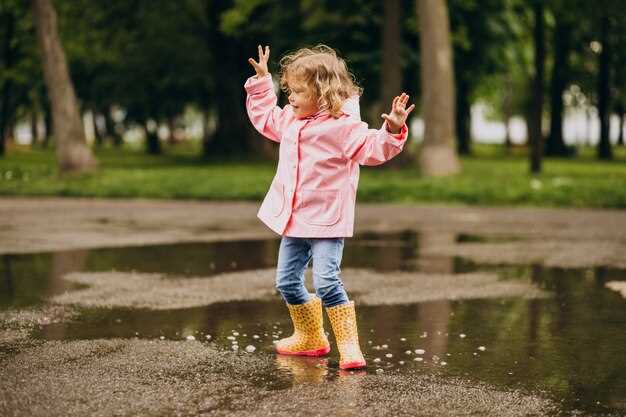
[1,145,625,208]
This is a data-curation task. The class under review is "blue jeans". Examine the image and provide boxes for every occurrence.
[275,236,349,307]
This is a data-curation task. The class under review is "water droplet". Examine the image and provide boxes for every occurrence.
[399,361,405,365]
[459,333,466,338]
[415,349,425,355]
[227,336,235,341]
[373,358,381,363]
[375,368,384,374]
[186,335,196,341]
[405,350,412,355]
[478,346,486,351]
[385,353,393,358]
[252,335,260,339]
[232,331,240,336]
[414,357,423,362]
[205,335,212,340]
[245,345,256,353]
[159,336,165,340]
[400,337,406,342]
[232,345,239,351]
[440,361,447,366]
[382,344,388,349]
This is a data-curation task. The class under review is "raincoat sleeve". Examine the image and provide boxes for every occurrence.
[244,74,287,143]
[341,120,408,166]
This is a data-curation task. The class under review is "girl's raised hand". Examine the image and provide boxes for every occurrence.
[248,45,270,78]
[381,93,415,133]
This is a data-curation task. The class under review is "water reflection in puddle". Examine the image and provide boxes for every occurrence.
[2,230,626,415]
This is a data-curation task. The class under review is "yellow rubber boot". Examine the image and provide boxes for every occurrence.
[326,301,367,370]
[275,295,331,357]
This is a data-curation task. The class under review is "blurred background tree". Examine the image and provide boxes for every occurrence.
[1,0,625,176]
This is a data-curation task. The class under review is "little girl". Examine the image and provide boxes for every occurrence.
[245,44,414,370]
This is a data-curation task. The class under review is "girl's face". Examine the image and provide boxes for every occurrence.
[287,78,319,118]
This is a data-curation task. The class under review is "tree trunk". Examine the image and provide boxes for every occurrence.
[31,0,96,172]
[417,0,460,176]
[529,0,545,174]
[103,108,123,147]
[0,8,16,157]
[43,100,51,148]
[597,14,612,160]
[92,110,103,147]
[380,0,413,168]
[30,110,39,146]
[546,19,570,157]
[503,74,513,151]
[202,0,269,159]
[144,123,161,155]
[167,116,177,144]
[202,108,212,155]
[455,77,471,155]
[618,103,624,146]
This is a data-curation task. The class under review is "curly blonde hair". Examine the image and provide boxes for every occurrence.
[279,45,362,118]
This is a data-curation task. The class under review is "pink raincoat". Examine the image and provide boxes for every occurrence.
[244,74,408,237]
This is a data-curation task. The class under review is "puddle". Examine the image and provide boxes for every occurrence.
[2,231,626,415]
[0,231,422,310]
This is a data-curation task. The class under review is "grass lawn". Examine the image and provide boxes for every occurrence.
[0,142,625,208]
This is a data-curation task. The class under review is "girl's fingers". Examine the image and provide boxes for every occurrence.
[406,104,415,115]
[392,96,399,111]
[264,45,270,61]
[258,45,263,60]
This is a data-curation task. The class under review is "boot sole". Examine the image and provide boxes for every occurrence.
[340,360,367,370]
[276,345,331,357]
